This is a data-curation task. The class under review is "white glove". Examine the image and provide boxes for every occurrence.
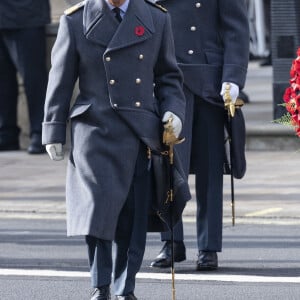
[162,111,182,138]
[220,82,239,103]
[46,143,64,161]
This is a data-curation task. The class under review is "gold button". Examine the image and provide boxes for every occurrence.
[196,2,201,8]
[136,78,141,84]
[188,50,194,55]
[135,101,141,107]
[105,57,111,62]
[190,26,196,31]
[109,79,115,85]
[139,54,144,60]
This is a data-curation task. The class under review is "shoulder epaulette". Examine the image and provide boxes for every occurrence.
[64,1,85,15]
[145,0,167,12]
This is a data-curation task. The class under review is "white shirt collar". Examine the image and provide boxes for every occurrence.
[105,0,130,14]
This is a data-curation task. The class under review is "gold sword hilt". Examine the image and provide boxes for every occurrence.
[224,83,245,117]
[163,116,185,164]
[163,116,184,146]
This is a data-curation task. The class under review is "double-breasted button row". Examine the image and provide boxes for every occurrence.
[187,3,202,55]
[109,79,141,85]
[105,54,144,62]
[112,102,141,108]
[106,53,143,108]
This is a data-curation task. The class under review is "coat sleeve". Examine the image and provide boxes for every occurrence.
[219,0,249,89]
[42,15,79,145]
[153,12,186,125]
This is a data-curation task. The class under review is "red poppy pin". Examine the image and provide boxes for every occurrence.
[135,26,145,37]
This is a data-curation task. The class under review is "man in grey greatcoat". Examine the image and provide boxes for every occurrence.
[42,0,187,299]
[150,0,249,270]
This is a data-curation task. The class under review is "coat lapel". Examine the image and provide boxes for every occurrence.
[83,0,155,50]
[83,0,119,47]
[107,0,155,51]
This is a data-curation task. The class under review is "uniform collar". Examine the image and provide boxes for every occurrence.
[105,0,130,14]
[83,0,155,49]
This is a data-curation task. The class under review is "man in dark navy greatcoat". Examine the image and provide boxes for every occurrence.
[150,0,250,271]
[0,0,50,153]
[42,0,188,299]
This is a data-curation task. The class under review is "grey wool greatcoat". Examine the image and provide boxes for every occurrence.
[42,0,187,240]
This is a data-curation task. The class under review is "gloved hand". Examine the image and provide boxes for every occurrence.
[46,143,64,161]
[162,111,182,138]
[220,82,239,103]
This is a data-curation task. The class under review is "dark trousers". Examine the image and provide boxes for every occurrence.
[161,87,224,252]
[85,144,151,296]
[0,27,48,143]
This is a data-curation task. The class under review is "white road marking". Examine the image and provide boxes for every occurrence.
[1,213,300,225]
[184,216,300,225]
[245,208,283,217]
[0,269,299,284]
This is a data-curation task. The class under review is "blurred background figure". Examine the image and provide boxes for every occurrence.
[247,0,271,66]
[241,0,272,103]
[260,0,271,66]
[0,0,51,153]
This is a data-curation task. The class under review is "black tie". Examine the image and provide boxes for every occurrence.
[113,7,122,23]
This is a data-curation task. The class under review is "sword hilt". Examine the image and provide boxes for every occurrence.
[224,83,245,117]
[163,116,185,164]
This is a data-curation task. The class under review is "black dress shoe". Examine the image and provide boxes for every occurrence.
[150,241,186,268]
[115,293,137,300]
[91,286,111,300]
[27,133,46,154]
[0,141,20,151]
[196,251,218,271]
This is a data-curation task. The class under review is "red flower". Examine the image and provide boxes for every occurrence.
[135,26,145,36]
[281,48,300,136]
[294,58,300,73]
[283,87,292,103]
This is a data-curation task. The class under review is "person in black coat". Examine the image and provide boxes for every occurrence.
[150,0,249,271]
[43,0,188,299]
[0,0,50,153]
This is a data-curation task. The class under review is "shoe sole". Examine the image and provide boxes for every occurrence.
[27,148,46,154]
[150,256,186,268]
[196,265,218,271]
[175,254,186,262]
[0,146,20,151]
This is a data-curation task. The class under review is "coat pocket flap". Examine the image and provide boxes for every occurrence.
[68,104,92,119]
[116,107,163,152]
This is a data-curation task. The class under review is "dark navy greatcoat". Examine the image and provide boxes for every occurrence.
[157,0,249,107]
[156,0,249,251]
[42,0,186,240]
[0,0,50,29]
[0,0,50,143]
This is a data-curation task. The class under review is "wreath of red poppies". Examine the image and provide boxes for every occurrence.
[283,48,300,136]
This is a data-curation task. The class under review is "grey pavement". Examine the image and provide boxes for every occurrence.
[1,149,300,224]
[1,62,300,300]
[1,61,299,222]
